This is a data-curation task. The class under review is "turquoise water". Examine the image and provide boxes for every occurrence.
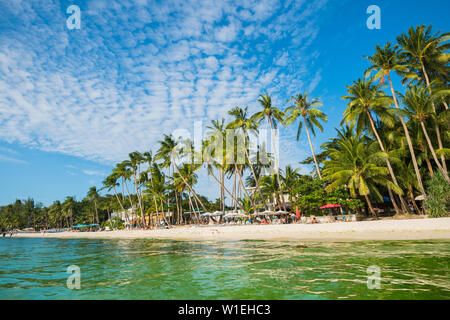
[0,238,449,299]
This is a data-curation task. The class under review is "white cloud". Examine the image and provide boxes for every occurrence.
[0,0,329,198]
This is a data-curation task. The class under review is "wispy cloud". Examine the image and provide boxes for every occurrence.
[0,154,29,165]
[82,169,106,176]
[0,0,327,170]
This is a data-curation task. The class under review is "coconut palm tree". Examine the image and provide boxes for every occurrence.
[227,106,266,211]
[260,174,283,210]
[102,172,128,220]
[129,151,146,227]
[401,85,450,183]
[156,134,179,222]
[87,186,100,224]
[202,138,241,207]
[252,93,287,210]
[323,132,402,218]
[285,92,328,179]
[397,25,449,173]
[365,42,426,196]
[62,196,76,227]
[113,161,138,224]
[206,119,227,212]
[342,77,408,214]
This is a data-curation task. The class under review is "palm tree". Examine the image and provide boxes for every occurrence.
[260,174,283,210]
[401,85,450,183]
[142,151,161,228]
[174,162,202,222]
[206,119,227,212]
[156,134,179,223]
[323,133,402,218]
[129,151,146,227]
[281,165,299,207]
[62,196,76,227]
[102,172,128,221]
[87,186,100,224]
[285,92,328,179]
[365,42,426,197]
[227,106,267,210]
[202,138,241,207]
[252,93,287,210]
[397,25,449,173]
[342,77,408,214]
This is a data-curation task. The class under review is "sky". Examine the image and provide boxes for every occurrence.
[0,0,449,206]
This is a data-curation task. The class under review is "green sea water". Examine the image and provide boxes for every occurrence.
[0,238,449,299]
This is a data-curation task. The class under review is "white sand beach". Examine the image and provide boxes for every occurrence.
[14,217,450,241]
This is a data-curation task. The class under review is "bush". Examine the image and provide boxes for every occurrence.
[101,217,124,229]
[424,172,450,218]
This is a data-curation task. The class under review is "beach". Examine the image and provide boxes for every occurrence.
[14,217,450,241]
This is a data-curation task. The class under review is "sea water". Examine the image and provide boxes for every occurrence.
[0,238,449,299]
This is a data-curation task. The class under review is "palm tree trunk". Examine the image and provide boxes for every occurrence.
[207,166,241,207]
[303,116,323,179]
[268,116,287,211]
[172,161,207,215]
[409,189,422,215]
[366,111,408,213]
[159,197,169,226]
[123,177,136,223]
[241,127,267,210]
[387,186,401,215]
[174,191,180,225]
[220,168,224,212]
[420,60,448,174]
[425,157,434,176]
[364,194,377,219]
[388,73,425,196]
[113,185,129,223]
[420,121,450,183]
[133,172,145,228]
[236,164,256,212]
[94,200,99,224]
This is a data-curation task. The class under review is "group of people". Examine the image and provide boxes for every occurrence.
[1,230,17,237]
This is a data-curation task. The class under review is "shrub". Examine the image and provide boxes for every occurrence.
[424,172,450,218]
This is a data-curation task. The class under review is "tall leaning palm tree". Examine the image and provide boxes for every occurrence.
[397,25,449,173]
[342,78,408,214]
[285,92,328,179]
[401,85,450,183]
[252,94,287,210]
[365,42,426,197]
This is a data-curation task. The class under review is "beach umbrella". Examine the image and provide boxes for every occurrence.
[211,211,224,216]
[320,204,341,209]
[225,212,247,218]
[254,210,274,216]
[200,212,212,217]
[276,210,289,215]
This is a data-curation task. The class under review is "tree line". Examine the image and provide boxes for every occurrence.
[1,25,449,231]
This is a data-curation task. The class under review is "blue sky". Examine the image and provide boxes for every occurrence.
[0,0,449,205]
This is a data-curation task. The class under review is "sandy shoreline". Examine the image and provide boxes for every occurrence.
[13,217,450,241]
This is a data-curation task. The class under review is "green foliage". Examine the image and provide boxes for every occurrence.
[290,175,364,216]
[424,172,450,217]
[102,217,124,230]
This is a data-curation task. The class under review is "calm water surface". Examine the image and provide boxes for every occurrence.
[0,238,449,299]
